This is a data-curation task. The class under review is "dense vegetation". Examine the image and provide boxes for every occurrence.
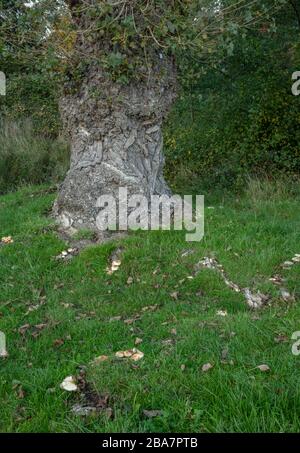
[165,5,300,190]
[1,1,299,193]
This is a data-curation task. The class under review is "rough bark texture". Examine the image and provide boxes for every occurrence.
[53,59,177,232]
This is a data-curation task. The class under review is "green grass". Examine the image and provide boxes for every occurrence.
[1,182,300,433]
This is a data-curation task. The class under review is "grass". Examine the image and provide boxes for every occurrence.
[0,181,300,433]
[0,120,69,194]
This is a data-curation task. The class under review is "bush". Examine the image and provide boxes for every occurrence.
[0,120,70,194]
[164,12,300,192]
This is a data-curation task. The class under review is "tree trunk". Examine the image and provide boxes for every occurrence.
[53,61,177,232]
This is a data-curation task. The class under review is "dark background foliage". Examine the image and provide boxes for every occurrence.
[164,4,300,191]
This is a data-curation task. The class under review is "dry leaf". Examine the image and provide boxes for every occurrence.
[170,292,179,300]
[17,387,26,399]
[93,355,109,364]
[221,348,229,360]
[56,248,78,261]
[131,349,144,361]
[202,362,214,372]
[269,275,284,285]
[60,376,78,392]
[1,236,13,244]
[280,288,295,302]
[143,409,163,418]
[115,348,144,361]
[257,364,270,372]
[216,310,227,317]
[34,323,47,331]
[134,337,143,346]
[274,334,289,343]
[181,249,195,257]
[109,316,122,322]
[141,304,158,312]
[53,338,64,347]
[282,261,294,268]
[124,315,140,324]
[71,404,96,417]
[127,277,133,285]
[106,259,121,275]
[18,324,30,335]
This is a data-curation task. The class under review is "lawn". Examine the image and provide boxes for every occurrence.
[0,181,300,433]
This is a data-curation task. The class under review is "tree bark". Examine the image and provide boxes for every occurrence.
[54,59,177,232]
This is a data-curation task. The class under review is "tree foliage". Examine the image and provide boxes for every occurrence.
[164,1,300,189]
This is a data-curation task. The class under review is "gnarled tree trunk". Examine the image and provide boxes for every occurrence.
[54,57,177,232]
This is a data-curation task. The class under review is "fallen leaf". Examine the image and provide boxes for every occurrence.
[127,277,134,285]
[18,324,30,335]
[124,315,140,324]
[257,364,270,372]
[60,376,78,392]
[93,355,109,364]
[115,350,128,358]
[34,323,47,331]
[109,316,122,322]
[106,259,122,275]
[161,338,174,346]
[141,304,158,312]
[1,236,13,244]
[181,249,195,258]
[56,248,79,261]
[280,288,295,302]
[131,349,144,361]
[216,310,227,317]
[17,387,26,399]
[31,331,41,339]
[53,338,64,348]
[134,337,143,346]
[143,409,163,418]
[71,404,96,417]
[282,261,294,268]
[221,348,229,360]
[170,292,179,300]
[274,334,289,343]
[115,348,144,361]
[269,275,285,285]
[202,363,214,372]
